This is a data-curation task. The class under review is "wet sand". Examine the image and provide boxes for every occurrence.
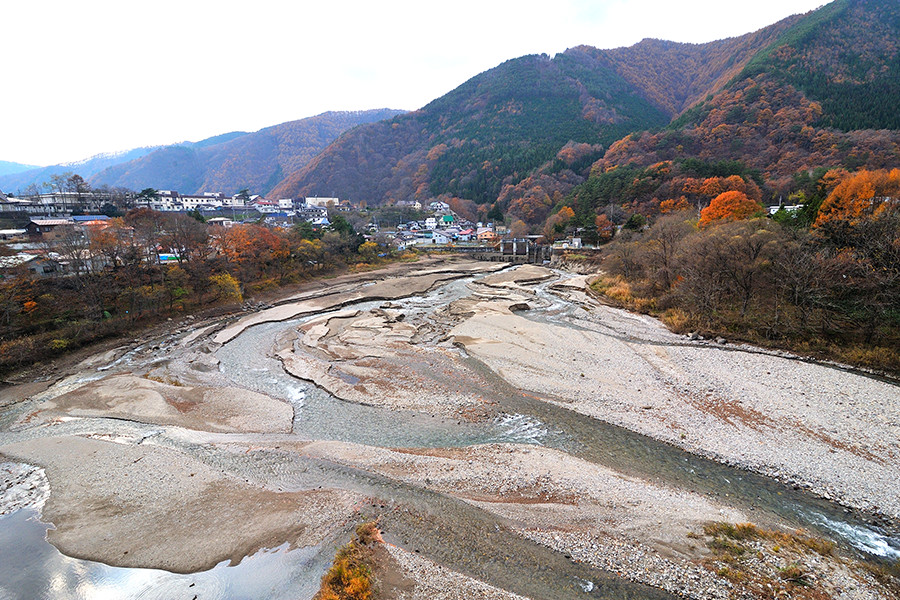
[1,435,360,573]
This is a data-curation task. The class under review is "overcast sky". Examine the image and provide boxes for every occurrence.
[4,0,827,166]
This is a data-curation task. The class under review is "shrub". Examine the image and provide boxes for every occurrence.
[48,338,70,351]
[779,564,810,586]
[314,522,380,600]
[661,308,692,332]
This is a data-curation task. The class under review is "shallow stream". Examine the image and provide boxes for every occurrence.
[1,268,898,599]
[216,271,900,562]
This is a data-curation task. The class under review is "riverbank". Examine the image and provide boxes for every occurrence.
[450,275,900,524]
[1,258,897,599]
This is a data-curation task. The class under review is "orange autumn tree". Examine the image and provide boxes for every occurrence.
[543,206,575,240]
[698,191,765,228]
[814,168,900,229]
[595,214,616,242]
[216,224,290,281]
[659,197,692,213]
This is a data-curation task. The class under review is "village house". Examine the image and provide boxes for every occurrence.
[249,199,280,213]
[396,199,422,211]
[476,226,498,243]
[0,197,46,215]
[430,231,451,244]
[0,252,60,277]
[391,238,409,252]
[206,217,235,228]
[72,215,111,229]
[295,202,328,222]
[137,190,233,212]
[767,204,803,215]
[25,218,75,240]
[457,228,475,241]
[262,213,294,228]
[0,229,27,241]
[4,190,131,215]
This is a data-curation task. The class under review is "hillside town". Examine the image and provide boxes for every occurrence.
[0,182,540,281]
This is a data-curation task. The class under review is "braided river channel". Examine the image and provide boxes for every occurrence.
[1,262,898,599]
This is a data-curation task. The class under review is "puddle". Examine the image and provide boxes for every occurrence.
[0,509,330,600]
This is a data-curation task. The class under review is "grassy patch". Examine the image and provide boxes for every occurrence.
[699,521,852,599]
[315,522,383,600]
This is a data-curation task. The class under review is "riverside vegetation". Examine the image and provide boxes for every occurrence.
[581,168,900,376]
[314,523,382,600]
[0,209,396,377]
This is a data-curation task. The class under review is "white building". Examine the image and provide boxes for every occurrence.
[305,196,339,208]
[396,199,422,211]
[431,231,450,244]
[224,194,246,207]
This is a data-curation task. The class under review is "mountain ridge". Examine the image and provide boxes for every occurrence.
[89,109,405,195]
[0,147,162,195]
[0,160,41,180]
[268,0,900,219]
[266,8,808,205]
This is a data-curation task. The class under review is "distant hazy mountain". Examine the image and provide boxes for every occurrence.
[0,160,40,179]
[0,147,160,194]
[89,109,406,196]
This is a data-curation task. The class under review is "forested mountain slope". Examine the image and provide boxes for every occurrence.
[584,0,900,215]
[271,0,900,221]
[268,52,676,204]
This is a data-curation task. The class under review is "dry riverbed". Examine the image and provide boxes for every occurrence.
[1,257,897,600]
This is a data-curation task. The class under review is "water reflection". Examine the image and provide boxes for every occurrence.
[0,509,327,600]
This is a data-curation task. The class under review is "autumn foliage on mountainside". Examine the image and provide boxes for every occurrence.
[595,76,900,186]
[814,168,900,229]
[592,15,798,117]
[741,0,900,132]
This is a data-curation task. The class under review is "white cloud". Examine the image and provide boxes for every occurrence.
[2,0,826,166]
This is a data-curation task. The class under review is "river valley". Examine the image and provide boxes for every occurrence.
[1,257,898,599]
